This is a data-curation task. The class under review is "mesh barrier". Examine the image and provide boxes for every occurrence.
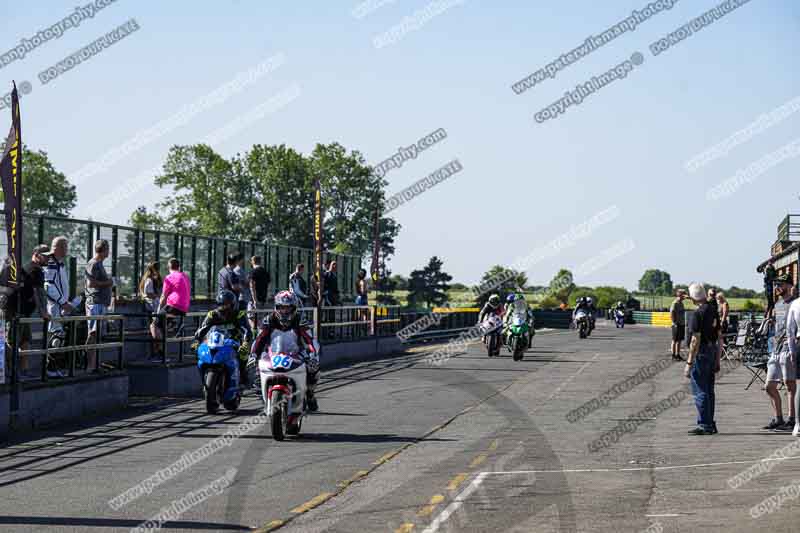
[0,212,361,302]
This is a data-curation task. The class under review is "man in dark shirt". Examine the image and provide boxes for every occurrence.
[217,253,241,303]
[323,260,339,306]
[9,245,51,378]
[684,282,720,435]
[247,256,271,330]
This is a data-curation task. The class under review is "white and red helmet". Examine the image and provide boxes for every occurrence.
[274,290,298,326]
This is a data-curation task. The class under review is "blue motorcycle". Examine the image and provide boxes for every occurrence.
[197,327,242,414]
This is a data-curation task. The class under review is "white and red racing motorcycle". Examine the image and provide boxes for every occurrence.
[257,328,319,441]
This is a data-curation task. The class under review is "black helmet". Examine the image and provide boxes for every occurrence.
[217,289,237,308]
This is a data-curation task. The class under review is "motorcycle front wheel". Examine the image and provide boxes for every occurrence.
[204,370,221,414]
[270,390,289,441]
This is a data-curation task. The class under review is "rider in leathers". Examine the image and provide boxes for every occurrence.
[249,290,321,412]
[194,289,253,384]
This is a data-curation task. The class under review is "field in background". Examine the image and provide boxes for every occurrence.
[368,290,765,311]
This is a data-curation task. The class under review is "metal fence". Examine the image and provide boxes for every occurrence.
[0,211,361,302]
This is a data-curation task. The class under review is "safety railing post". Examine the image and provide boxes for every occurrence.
[313,307,319,341]
[118,317,125,370]
[68,319,76,378]
[96,317,103,372]
[370,306,376,337]
[161,313,168,364]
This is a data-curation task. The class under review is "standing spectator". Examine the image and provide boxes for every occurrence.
[248,256,271,330]
[85,239,114,374]
[289,263,309,306]
[139,262,162,312]
[217,253,241,302]
[787,286,800,436]
[44,236,72,378]
[670,289,687,361]
[234,253,249,312]
[309,273,320,308]
[684,282,720,435]
[5,245,51,379]
[323,260,339,306]
[764,259,777,312]
[154,258,191,351]
[717,292,730,342]
[140,262,163,357]
[763,274,796,431]
[355,269,368,306]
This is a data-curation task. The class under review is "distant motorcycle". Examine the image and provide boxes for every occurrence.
[197,327,242,414]
[614,309,625,328]
[575,311,590,339]
[482,315,503,357]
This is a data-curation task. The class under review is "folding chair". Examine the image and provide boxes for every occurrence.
[742,329,770,390]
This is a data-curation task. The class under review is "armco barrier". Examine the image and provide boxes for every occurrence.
[632,311,672,327]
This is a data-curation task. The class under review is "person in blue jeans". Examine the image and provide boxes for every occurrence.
[684,282,720,435]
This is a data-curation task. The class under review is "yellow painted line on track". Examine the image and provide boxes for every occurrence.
[417,494,445,517]
[290,492,334,514]
[256,520,285,532]
[337,469,370,488]
[469,454,487,468]
[395,523,415,533]
[446,473,468,491]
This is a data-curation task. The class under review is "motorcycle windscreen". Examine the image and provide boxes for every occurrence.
[269,330,301,358]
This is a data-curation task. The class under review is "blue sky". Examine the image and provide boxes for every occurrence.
[1,0,798,291]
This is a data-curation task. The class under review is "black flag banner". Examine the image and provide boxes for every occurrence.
[0,82,22,288]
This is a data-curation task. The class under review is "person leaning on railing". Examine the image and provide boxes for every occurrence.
[85,239,114,374]
[0,244,51,379]
[139,262,163,357]
[151,258,190,358]
[43,235,72,378]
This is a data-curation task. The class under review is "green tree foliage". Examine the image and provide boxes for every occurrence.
[134,142,400,262]
[593,286,630,308]
[741,299,765,312]
[639,269,673,296]
[128,206,165,230]
[1,145,77,216]
[548,268,576,304]
[473,265,528,307]
[407,256,452,309]
[537,295,562,309]
[390,274,409,291]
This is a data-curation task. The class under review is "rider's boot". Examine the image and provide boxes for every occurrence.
[306,370,319,412]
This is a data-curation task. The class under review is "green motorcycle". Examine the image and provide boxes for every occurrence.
[505,313,531,361]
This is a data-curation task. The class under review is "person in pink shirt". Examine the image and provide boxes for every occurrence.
[149,258,191,357]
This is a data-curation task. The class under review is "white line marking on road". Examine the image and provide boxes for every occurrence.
[484,456,800,475]
[421,472,488,533]
[646,514,681,517]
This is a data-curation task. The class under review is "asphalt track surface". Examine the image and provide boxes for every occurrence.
[1,321,799,532]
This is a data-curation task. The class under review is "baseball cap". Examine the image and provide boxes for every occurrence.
[32,244,50,255]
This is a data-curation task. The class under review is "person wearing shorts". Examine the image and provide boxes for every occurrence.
[85,240,114,373]
[153,258,191,350]
[670,290,686,360]
[763,274,797,431]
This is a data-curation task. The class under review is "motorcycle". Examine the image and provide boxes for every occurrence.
[258,330,312,441]
[505,312,530,361]
[614,309,625,328]
[575,311,590,339]
[482,315,503,357]
[197,327,242,414]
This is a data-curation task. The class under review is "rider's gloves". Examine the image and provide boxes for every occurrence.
[246,352,258,369]
[190,340,199,352]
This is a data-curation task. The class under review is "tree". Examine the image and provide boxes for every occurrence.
[548,268,576,304]
[1,145,77,216]
[639,269,673,296]
[133,142,401,264]
[390,274,409,291]
[128,206,165,230]
[593,286,630,308]
[147,144,242,237]
[407,256,452,309]
[473,265,528,307]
